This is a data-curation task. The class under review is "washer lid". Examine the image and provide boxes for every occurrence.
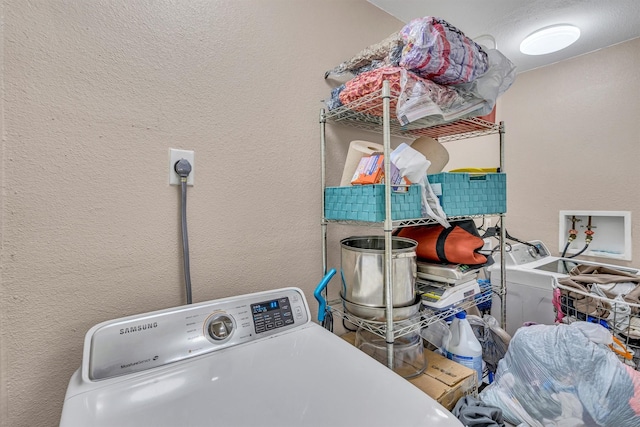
[61,324,463,427]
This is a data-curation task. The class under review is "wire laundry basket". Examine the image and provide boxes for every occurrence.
[554,279,640,370]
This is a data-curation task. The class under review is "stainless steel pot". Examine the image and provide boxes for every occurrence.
[340,236,418,308]
[340,294,422,321]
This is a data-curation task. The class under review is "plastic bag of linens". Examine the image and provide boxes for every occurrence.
[324,31,404,79]
[479,322,640,426]
[399,16,489,85]
[397,48,516,128]
[395,68,486,126]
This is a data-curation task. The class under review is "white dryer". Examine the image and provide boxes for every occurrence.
[60,287,463,427]
[488,240,640,336]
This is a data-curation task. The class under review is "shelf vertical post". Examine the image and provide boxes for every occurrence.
[382,80,395,369]
[320,109,328,278]
[498,121,507,330]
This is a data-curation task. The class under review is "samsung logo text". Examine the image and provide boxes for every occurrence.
[120,322,158,335]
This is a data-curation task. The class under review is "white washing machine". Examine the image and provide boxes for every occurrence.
[60,287,463,427]
[488,240,640,336]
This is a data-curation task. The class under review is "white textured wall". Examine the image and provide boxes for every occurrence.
[502,38,640,264]
[2,1,639,425]
[0,1,402,426]
[445,37,640,266]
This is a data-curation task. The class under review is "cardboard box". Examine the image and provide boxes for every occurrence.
[341,332,477,410]
[409,349,478,410]
[341,331,357,346]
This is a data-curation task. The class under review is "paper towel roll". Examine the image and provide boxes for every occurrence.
[410,137,449,175]
[340,140,385,186]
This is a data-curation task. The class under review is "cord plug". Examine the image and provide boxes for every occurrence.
[174,159,192,181]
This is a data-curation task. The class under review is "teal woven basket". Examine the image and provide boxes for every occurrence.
[428,172,506,216]
[324,185,421,222]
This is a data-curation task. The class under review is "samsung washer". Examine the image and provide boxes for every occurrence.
[489,240,640,336]
[60,287,463,427]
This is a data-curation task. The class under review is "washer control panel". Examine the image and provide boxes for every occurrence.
[251,297,295,334]
[499,240,550,266]
[84,287,309,381]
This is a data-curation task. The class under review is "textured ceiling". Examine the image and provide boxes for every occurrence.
[368,0,640,73]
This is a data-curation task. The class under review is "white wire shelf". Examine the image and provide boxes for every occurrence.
[323,213,503,228]
[327,288,495,340]
[324,88,501,142]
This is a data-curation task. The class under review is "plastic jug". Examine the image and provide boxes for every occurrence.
[445,311,483,385]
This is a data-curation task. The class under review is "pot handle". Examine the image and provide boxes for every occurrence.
[314,269,336,323]
[393,251,417,259]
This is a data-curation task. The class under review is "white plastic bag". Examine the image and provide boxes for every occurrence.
[452,49,517,117]
[420,319,450,351]
[390,143,450,228]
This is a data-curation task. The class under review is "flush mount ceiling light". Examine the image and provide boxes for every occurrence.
[520,24,581,55]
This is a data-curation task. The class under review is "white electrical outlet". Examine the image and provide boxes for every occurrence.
[169,149,195,186]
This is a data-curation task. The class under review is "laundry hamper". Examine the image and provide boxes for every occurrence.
[554,279,640,370]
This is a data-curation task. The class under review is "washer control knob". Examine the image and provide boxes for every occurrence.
[207,314,234,341]
[527,246,539,259]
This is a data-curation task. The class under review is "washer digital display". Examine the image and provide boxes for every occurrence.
[251,297,293,334]
[252,300,279,313]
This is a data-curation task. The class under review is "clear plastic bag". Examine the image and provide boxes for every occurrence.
[396,69,484,126]
[479,322,640,426]
[420,319,450,351]
[396,48,516,125]
[324,32,403,79]
[467,314,511,376]
[399,17,489,85]
[452,49,517,117]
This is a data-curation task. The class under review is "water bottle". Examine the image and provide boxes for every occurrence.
[445,311,483,385]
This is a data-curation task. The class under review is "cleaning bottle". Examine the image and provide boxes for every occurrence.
[445,311,483,385]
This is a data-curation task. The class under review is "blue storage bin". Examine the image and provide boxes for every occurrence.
[428,172,506,216]
[324,184,421,222]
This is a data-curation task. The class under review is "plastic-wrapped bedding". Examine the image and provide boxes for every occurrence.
[324,31,403,79]
[338,66,460,114]
[334,66,484,125]
[479,322,640,426]
[324,50,516,125]
[400,16,489,85]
